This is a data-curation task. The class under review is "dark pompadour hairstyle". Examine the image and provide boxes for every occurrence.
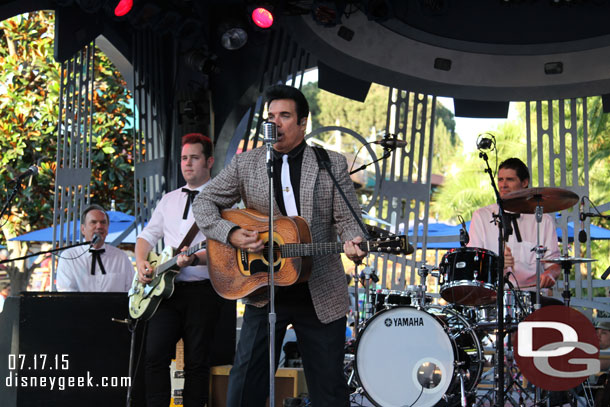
[264,84,309,122]
[499,157,530,184]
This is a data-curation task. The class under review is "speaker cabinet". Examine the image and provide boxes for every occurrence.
[209,365,308,407]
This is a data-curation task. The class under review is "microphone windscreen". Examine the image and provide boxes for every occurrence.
[578,229,587,244]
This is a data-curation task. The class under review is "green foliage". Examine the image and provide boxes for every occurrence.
[0,11,133,253]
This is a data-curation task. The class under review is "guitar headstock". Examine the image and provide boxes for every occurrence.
[366,235,414,255]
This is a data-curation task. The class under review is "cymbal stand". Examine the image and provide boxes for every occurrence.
[531,201,548,407]
[559,260,573,307]
[533,204,546,311]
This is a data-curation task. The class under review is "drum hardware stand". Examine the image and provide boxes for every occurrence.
[416,264,431,308]
[352,262,375,336]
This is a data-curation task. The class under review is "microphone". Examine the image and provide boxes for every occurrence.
[476,137,493,150]
[90,233,101,246]
[373,134,407,149]
[458,215,469,247]
[579,197,587,244]
[262,121,277,144]
[13,165,39,182]
[601,265,610,280]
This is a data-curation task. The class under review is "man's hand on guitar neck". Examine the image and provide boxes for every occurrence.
[229,228,264,253]
[177,246,206,268]
[344,236,366,263]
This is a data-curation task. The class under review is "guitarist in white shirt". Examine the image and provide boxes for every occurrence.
[135,133,227,407]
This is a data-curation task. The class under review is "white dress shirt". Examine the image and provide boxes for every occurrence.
[468,203,560,289]
[56,243,135,292]
[137,184,208,282]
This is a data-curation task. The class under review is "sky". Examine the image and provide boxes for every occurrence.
[301,68,517,153]
[437,97,519,154]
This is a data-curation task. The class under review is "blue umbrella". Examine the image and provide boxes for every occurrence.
[406,219,610,250]
[11,211,137,244]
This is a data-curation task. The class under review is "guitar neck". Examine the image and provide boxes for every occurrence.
[156,242,206,275]
[280,241,368,258]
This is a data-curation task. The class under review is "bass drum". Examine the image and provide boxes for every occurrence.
[355,306,483,407]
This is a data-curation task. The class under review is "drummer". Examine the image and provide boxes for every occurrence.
[468,158,561,291]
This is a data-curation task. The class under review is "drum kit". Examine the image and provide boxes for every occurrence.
[350,187,598,407]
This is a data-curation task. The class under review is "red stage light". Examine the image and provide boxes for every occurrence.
[251,7,274,29]
[114,0,133,17]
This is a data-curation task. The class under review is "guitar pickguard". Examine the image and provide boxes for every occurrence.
[237,231,284,276]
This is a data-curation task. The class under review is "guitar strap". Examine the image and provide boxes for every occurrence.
[178,222,201,250]
[311,146,370,240]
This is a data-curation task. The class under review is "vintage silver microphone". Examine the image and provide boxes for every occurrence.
[263,121,277,144]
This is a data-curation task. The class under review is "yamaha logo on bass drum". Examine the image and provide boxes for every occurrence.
[384,316,424,327]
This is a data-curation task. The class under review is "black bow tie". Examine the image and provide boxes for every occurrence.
[89,248,106,275]
[182,188,200,219]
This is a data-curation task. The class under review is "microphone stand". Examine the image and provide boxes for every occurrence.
[0,238,98,264]
[264,125,277,407]
[349,147,393,175]
[479,150,507,407]
[0,180,26,221]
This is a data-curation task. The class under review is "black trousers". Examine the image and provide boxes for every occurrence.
[226,284,349,407]
[144,280,226,407]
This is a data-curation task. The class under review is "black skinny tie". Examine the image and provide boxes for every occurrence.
[182,188,199,219]
[89,249,106,275]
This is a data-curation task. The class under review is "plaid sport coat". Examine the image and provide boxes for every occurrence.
[192,144,363,324]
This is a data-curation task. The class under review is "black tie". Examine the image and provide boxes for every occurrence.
[182,188,199,220]
[89,249,106,275]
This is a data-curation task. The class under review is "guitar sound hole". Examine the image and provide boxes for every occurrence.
[250,244,282,275]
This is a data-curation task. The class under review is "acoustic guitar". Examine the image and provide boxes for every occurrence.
[128,241,206,320]
[207,208,411,300]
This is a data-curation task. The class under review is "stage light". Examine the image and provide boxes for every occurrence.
[220,26,248,50]
[251,7,274,29]
[312,1,344,27]
[114,0,133,17]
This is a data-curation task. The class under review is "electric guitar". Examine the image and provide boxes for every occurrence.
[128,241,206,320]
[207,208,411,300]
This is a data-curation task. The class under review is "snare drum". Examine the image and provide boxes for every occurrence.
[439,247,498,306]
[355,306,483,407]
[372,289,413,313]
[475,290,533,325]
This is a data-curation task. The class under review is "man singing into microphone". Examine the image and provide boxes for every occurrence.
[193,84,365,407]
[468,158,561,290]
[56,204,134,292]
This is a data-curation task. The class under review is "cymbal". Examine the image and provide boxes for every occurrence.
[541,256,597,265]
[501,187,579,214]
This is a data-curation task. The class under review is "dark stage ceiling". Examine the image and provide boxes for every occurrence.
[2,0,610,120]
